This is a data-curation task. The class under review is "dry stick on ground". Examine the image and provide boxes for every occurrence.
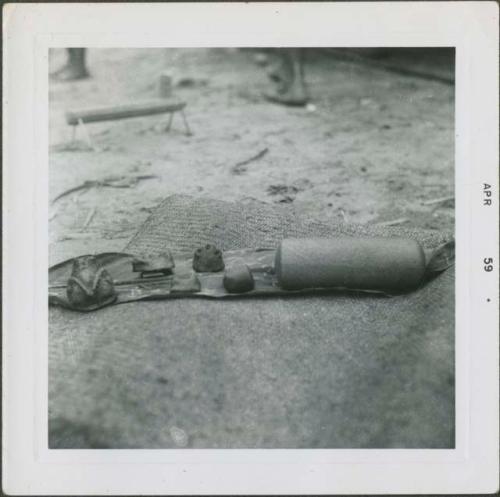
[231,148,269,174]
[422,195,455,206]
[51,175,159,204]
[49,205,60,222]
[57,233,95,242]
[376,217,409,227]
[82,207,96,230]
[339,209,349,223]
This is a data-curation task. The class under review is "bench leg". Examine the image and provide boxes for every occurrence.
[180,109,192,136]
[165,112,174,132]
[78,118,98,152]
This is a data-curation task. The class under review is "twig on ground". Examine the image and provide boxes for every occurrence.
[57,233,94,241]
[49,206,60,221]
[232,148,269,174]
[82,207,97,230]
[339,209,349,223]
[376,217,409,227]
[53,183,94,204]
[51,175,159,204]
[422,195,454,206]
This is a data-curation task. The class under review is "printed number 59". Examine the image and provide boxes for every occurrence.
[484,258,494,272]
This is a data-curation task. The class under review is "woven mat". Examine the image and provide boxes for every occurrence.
[49,195,454,448]
[126,195,452,255]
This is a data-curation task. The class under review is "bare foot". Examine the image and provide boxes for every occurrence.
[264,74,309,107]
[263,89,309,107]
[264,49,309,107]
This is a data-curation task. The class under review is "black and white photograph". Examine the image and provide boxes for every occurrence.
[47,46,456,449]
[3,3,498,495]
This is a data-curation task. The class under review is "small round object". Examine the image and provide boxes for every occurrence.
[223,265,254,293]
[192,244,225,272]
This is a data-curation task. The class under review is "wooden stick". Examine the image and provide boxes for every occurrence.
[66,99,186,125]
[232,148,269,173]
[57,233,94,241]
[422,195,454,206]
[339,209,349,224]
[376,217,409,226]
[82,207,96,230]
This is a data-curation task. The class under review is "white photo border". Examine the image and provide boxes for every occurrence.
[3,2,499,494]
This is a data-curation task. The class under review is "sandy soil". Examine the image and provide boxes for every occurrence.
[49,48,454,265]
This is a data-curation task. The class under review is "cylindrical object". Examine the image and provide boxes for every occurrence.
[275,237,427,293]
[158,72,173,98]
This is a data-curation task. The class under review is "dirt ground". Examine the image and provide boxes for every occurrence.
[49,48,454,266]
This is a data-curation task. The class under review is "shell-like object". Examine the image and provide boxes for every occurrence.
[66,255,116,310]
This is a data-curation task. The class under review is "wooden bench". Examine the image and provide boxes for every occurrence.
[66,98,191,147]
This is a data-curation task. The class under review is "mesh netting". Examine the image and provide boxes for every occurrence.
[125,194,452,256]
